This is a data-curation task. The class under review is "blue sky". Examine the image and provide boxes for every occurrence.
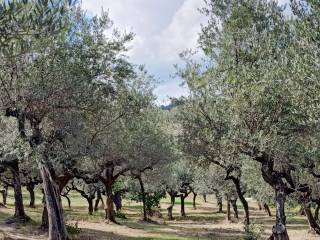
[82,0,290,105]
[82,0,207,105]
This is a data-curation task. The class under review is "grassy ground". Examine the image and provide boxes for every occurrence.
[0,189,318,240]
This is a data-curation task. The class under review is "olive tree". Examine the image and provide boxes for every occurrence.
[190,0,320,239]
[0,1,137,238]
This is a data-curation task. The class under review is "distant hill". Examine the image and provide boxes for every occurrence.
[160,98,185,110]
[160,103,175,110]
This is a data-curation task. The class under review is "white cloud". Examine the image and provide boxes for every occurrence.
[277,0,290,5]
[81,0,206,104]
[157,0,206,63]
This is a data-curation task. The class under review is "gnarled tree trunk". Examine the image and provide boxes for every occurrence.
[231,177,250,224]
[256,153,293,240]
[299,206,305,216]
[100,164,123,224]
[94,190,104,212]
[180,195,187,217]
[7,161,29,223]
[87,198,94,215]
[226,200,231,222]
[215,191,223,213]
[264,203,272,217]
[167,204,174,220]
[231,199,239,219]
[41,204,49,230]
[39,163,69,240]
[303,205,320,234]
[315,203,320,222]
[168,191,176,206]
[62,194,71,209]
[138,176,147,221]
[105,183,116,223]
[113,192,122,212]
[192,191,197,210]
[299,190,320,235]
[270,182,289,240]
[1,185,8,205]
[27,183,36,208]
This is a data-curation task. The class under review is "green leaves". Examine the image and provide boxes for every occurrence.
[178,0,320,203]
[0,0,74,55]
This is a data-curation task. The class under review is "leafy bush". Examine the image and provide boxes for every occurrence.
[243,223,264,240]
[128,191,165,216]
[115,211,127,219]
[66,222,81,235]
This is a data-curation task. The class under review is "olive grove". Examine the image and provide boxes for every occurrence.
[0,1,320,240]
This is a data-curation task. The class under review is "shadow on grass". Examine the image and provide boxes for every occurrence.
[0,210,13,222]
[173,214,225,222]
[78,226,210,240]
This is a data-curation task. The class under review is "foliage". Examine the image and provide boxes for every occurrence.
[243,223,264,240]
[66,222,81,235]
[128,190,165,216]
[115,211,127,219]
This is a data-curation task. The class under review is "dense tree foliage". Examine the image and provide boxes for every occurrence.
[175,0,320,239]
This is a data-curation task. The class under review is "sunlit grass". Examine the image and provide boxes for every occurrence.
[0,190,315,240]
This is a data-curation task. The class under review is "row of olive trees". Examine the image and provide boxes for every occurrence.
[176,0,320,240]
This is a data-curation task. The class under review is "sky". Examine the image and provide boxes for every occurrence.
[81,0,291,105]
[81,0,207,105]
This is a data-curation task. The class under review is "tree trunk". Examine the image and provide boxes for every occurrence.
[39,163,69,240]
[27,184,36,208]
[7,162,29,223]
[113,192,122,212]
[215,192,223,213]
[41,206,49,229]
[1,186,7,205]
[170,194,175,206]
[299,191,320,235]
[167,205,174,220]
[299,206,306,216]
[227,200,231,222]
[231,199,239,219]
[87,198,94,215]
[101,165,118,223]
[303,204,320,234]
[203,194,207,203]
[180,195,186,217]
[315,203,320,222]
[94,190,103,212]
[192,192,197,210]
[264,203,272,217]
[105,183,116,223]
[270,183,289,240]
[62,195,71,209]
[41,191,49,230]
[232,178,250,224]
[138,176,147,221]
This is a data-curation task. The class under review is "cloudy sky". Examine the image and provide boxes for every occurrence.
[81,0,290,105]
[81,0,207,105]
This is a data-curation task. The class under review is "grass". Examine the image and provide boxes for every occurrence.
[0,189,317,240]
[126,235,208,240]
